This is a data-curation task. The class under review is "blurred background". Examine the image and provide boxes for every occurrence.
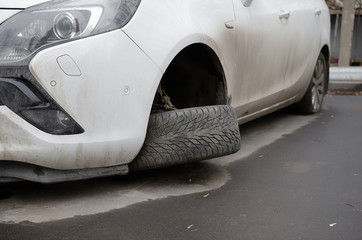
[326,0,362,66]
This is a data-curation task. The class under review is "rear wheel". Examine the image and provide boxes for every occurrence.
[296,53,328,114]
[129,105,241,171]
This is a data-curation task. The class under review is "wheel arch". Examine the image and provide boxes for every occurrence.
[320,44,330,90]
[321,44,330,62]
[152,42,229,111]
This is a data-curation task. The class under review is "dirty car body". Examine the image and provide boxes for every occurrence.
[0,0,330,182]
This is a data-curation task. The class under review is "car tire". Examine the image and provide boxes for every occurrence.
[295,53,328,114]
[129,105,241,171]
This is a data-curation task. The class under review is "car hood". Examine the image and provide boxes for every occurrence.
[0,0,49,24]
[1,0,49,9]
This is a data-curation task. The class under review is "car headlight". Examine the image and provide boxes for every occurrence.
[0,0,141,64]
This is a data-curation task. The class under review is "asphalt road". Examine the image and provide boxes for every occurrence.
[1,95,362,240]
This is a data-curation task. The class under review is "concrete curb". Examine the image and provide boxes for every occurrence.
[329,67,362,91]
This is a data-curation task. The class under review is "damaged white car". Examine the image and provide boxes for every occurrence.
[0,0,330,183]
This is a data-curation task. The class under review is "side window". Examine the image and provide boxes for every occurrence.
[241,0,252,7]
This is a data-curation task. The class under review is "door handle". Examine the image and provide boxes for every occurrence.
[225,20,235,29]
[315,9,322,16]
[241,0,252,7]
[279,12,290,20]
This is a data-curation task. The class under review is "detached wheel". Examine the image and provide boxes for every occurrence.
[129,105,241,171]
[296,53,328,114]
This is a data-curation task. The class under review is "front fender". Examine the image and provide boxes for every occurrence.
[122,0,236,78]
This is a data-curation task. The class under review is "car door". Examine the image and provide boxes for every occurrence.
[231,0,294,118]
[283,0,323,97]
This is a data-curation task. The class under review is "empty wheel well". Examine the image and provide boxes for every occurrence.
[321,45,330,62]
[153,44,228,111]
[321,45,330,88]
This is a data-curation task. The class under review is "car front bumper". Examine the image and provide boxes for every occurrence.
[0,29,162,171]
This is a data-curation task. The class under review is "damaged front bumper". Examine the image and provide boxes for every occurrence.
[0,29,162,182]
[0,161,129,183]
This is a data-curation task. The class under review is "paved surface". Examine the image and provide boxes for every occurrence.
[1,95,362,240]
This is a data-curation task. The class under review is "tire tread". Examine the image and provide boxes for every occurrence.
[129,105,241,171]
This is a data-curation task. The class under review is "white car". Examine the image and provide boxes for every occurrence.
[0,0,330,183]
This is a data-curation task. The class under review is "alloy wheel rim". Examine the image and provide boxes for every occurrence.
[311,57,325,112]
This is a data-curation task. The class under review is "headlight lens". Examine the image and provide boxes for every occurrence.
[53,12,80,39]
[0,0,141,64]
